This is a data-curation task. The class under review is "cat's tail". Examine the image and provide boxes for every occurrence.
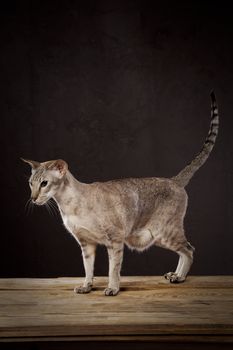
[172,91,219,188]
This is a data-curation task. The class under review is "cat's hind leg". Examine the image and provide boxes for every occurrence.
[164,241,195,283]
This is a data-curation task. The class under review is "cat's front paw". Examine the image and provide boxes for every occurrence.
[104,287,119,296]
[74,284,92,294]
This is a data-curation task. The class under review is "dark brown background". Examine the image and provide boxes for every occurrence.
[1,0,232,278]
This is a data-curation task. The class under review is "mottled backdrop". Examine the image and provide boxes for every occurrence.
[1,0,232,277]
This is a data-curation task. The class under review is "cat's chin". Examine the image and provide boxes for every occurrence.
[34,199,48,206]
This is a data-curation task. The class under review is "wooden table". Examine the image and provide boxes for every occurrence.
[0,276,233,349]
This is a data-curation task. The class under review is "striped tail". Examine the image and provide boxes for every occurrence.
[172,92,219,188]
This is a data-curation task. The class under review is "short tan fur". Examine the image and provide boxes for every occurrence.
[22,93,219,295]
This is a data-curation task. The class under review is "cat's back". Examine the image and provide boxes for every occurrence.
[91,176,186,203]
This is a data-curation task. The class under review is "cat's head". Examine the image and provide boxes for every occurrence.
[21,158,68,205]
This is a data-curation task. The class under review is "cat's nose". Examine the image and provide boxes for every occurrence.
[31,196,37,203]
[31,191,39,203]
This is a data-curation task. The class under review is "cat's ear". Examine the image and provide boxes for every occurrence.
[21,158,40,170]
[45,159,68,179]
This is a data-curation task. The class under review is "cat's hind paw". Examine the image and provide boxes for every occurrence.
[164,272,185,283]
[104,287,119,296]
[164,272,175,280]
[74,284,92,294]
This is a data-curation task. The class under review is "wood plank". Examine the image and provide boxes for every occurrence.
[0,276,233,341]
[2,335,233,343]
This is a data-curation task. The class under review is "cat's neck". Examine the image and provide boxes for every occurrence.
[53,171,87,215]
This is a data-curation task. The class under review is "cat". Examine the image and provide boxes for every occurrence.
[22,92,219,296]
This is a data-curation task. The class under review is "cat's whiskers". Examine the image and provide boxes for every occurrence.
[49,198,59,212]
[49,198,59,215]
[29,199,35,215]
[45,202,54,217]
[25,198,34,216]
[45,199,58,217]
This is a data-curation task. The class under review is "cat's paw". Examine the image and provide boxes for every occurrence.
[104,287,119,296]
[164,272,174,280]
[170,275,185,283]
[164,272,185,283]
[74,284,92,294]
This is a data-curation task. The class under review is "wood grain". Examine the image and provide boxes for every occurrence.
[0,276,232,342]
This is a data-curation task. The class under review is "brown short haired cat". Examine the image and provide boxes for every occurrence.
[22,92,219,296]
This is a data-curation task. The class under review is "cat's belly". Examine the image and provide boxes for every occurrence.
[125,228,157,250]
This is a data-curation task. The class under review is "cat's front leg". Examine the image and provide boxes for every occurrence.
[74,242,96,294]
[105,242,124,296]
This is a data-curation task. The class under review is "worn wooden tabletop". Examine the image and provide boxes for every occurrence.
[0,276,233,343]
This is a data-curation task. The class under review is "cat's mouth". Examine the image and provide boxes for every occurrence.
[32,198,47,206]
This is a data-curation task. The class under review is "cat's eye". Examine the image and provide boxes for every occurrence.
[41,181,48,188]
